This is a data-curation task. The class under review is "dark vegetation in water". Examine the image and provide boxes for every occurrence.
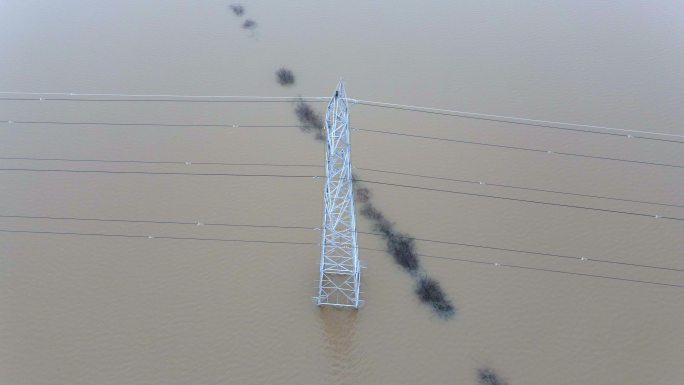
[358,200,390,232]
[355,186,371,203]
[359,200,420,272]
[294,101,325,141]
[355,179,454,318]
[228,4,256,35]
[415,276,454,318]
[477,367,509,385]
[242,19,257,30]
[276,68,295,86]
[229,4,244,16]
[385,231,421,272]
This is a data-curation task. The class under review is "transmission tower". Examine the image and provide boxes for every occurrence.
[315,80,363,308]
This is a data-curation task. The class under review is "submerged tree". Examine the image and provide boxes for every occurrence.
[229,4,244,16]
[416,275,455,318]
[477,367,508,385]
[242,19,257,30]
[276,68,295,86]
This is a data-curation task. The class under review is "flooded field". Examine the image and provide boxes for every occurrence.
[1,1,683,384]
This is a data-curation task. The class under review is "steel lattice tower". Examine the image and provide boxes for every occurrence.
[315,80,363,308]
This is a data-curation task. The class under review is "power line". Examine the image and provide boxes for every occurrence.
[355,231,684,272]
[1,90,681,141]
[0,97,327,103]
[1,227,680,288]
[2,156,680,208]
[0,167,680,220]
[359,248,684,289]
[0,120,302,129]
[0,97,302,103]
[0,214,315,231]
[0,228,317,246]
[355,167,684,208]
[0,91,329,101]
[3,214,682,272]
[0,157,320,168]
[3,119,681,169]
[353,179,684,221]
[354,127,684,169]
[354,99,684,141]
[0,168,321,178]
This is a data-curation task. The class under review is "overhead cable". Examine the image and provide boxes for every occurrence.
[354,99,684,141]
[2,156,681,208]
[0,168,680,220]
[1,227,680,288]
[3,213,681,272]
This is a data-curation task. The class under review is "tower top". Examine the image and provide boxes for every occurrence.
[330,79,348,108]
[335,79,346,99]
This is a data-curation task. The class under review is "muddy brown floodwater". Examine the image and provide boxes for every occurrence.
[1,1,683,384]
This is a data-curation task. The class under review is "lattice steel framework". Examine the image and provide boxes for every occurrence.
[315,80,363,308]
